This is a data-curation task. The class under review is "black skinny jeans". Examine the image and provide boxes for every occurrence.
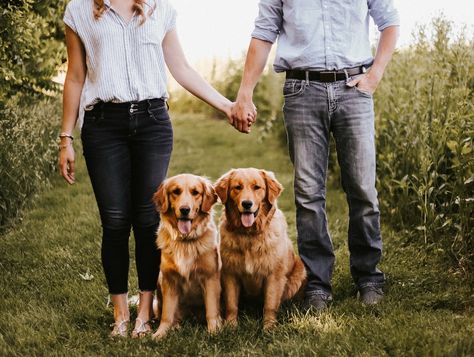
[81,98,173,294]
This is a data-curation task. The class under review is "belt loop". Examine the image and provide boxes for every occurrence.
[146,99,152,115]
[343,69,349,81]
[305,70,310,85]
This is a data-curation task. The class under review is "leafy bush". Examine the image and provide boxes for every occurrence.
[0,0,67,229]
[0,98,61,228]
[0,0,67,102]
[375,18,473,274]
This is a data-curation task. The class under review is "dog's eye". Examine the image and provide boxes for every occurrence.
[234,185,242,191]
[172,188,181,195]
[254,185,261,190]
[191,189,199,196]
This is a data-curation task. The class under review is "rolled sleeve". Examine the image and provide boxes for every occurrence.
[251,0,283,43]
[368,0,400,31]
[63,3,78,33]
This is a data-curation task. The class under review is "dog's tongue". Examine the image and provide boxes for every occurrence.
[241,213,255,228]
[178,220,192,235]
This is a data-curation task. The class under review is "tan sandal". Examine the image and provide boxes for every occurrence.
[110,319,129,338]
[131,317,152,339]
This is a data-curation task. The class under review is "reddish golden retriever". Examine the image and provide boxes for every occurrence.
[214,168,306,330]
[152,174,221,339]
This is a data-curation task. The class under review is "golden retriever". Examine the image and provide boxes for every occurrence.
[152,174,221,339]
[214,168,306,330]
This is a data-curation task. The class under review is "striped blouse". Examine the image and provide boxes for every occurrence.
[63,0,176,127]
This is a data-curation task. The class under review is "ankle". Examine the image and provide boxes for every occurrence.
[137,290,154,320]
[111,293,130,322]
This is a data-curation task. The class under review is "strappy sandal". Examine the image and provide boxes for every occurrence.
[110,319,129,338]
[131,317,152,339]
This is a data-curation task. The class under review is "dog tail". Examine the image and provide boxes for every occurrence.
[282,254,307,301]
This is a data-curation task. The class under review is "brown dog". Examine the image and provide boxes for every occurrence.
[152,174,221,339]
[215,168,306,330]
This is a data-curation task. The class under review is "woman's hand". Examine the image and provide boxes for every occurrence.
[58,140,76,185]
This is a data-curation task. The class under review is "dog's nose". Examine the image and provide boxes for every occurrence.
[179,206,191,216]
[242,200,253,210]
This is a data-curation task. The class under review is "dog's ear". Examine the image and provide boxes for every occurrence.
[153,181,169,213]
[214,170,233,204]
[261,170,283,205]
[201,178,218,213]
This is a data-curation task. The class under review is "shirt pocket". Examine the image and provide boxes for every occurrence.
[140,19,163,46]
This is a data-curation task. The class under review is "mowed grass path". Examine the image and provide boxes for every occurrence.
[1,116,473,356]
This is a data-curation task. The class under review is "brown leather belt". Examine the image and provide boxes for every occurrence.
[286,64,371,83]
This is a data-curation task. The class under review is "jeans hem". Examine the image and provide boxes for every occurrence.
[108,290,128,295]
[305,289,333,300]
[357,281,385,290]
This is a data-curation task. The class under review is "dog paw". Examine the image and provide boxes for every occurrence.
[224,317,238,328]
[207,317,222,334]
[263,318,277,331]
[152,324,172,340]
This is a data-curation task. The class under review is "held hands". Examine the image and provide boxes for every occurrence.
[346,67,384,95]
[227,95,257,134]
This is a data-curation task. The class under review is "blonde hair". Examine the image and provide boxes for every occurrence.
[94,0,156,24]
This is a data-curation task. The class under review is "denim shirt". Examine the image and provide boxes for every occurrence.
[251,0,400,71]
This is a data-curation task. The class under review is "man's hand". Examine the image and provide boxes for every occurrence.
[346,67,384,95]
[230,95,257,134]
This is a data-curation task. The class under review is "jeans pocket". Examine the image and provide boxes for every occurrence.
[149,105,170,123]
[82,111,99,128]
[354,85,373,98]
[283,80,307,98]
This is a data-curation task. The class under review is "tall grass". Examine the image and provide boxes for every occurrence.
[375,18,474,274]
[0,97,60,229]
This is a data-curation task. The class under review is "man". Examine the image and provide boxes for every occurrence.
[231,0,399,309]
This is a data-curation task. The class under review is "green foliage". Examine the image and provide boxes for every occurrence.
[0,0,67,228]
[375,18,474,273]
[0,0,67,101]
[0,98,61,229]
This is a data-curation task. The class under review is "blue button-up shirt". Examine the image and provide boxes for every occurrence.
[251,0,400,71]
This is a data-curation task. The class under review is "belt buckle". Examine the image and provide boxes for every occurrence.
[129,103,139,114]
[320,71,337,82]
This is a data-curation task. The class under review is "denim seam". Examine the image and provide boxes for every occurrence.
[305,289,333,300]
[358,281,384,289]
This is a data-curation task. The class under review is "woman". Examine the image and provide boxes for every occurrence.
[59,0,252,338]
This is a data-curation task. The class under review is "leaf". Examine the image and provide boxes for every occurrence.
[446,140,458,152]
[79,269,94,281]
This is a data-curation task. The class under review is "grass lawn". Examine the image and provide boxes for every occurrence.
[1,116,473,356]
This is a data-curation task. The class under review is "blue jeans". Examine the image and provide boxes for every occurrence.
[282,78,385,296]
[81,99,173,294]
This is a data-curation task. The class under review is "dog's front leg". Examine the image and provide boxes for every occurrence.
[203,273,222,334]
[153,276,179,339]
[263,273,286,330]
[222,274,240,327]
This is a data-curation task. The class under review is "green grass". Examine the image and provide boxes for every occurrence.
[0,116,473,356]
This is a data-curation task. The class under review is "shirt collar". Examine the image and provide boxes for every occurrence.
[103,0,155,9]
